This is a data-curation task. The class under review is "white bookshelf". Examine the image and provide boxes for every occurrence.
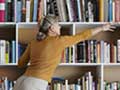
[0,0,120,90]
[0,21,119,90]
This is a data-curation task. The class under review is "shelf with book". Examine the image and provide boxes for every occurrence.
[104,66,120,89]
[0,0,119,89]
[59,63,101,66]
[0,24,16,65]
[0,0,15,22]
[52,65,101,90]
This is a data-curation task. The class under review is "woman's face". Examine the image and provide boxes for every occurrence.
[48,23,61,36]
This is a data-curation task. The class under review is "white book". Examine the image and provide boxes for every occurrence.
[66,0,73,21]
[4,77,8,90]
[104,42,107,63]
[77,0,82,21]
[88,1,94,22]
[114,46,117,63]
[57,83,61,90]
[117,40,120,62]
[26,0,30,22]
[112,1,115,22]
[59,0,67,22]
[43,0,47,16]
[107,43,110,63]
[56,0,63,21]
[65,80,69,90]
[85,76,89,90]
[0,40,6,64]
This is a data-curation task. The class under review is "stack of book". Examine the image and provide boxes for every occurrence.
[0,0,15,22]
[0,40,16,64]
[0,77,14,90]
[46,0,120,22]
[104,81,120,90]
[16,0,43,22]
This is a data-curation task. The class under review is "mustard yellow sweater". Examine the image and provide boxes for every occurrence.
[18,29,92,82]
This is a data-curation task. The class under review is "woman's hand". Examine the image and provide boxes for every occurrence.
[102,23,116,32]
[92,23,116,36]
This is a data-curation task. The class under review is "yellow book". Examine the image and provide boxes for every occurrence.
[30,0,34,22]
[5,41,9,64]
[99,0,104,21]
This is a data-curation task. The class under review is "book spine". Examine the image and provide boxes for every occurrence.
[59,0,67,22]
[21,0,26,22]
[77,0,82,21]
[16,0,22,22]
[112,1,115,22]
[104,0,108,22]
[108,0,113,22]
[66,0,73,21]
[100,41,104,63]
[99,0,104,21]
[5,41,9,64]
[26,0,30,22]
[30,0,34,22]
[7,0,12,22]
[0,40,6,64]
[33,0,38,22]
[0,0,5,22]
[88,1,94,22]
[115,0,120,22]
[38,0,43,22]
[117,40,120,62]
[12,41,16,63]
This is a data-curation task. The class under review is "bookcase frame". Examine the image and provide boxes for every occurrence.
[0,0,120,90]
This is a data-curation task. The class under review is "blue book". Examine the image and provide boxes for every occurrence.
[108,0,113,22]
[18,43,22,59]
[12,41,16,63]
[17,1,22,22]
[33,0,38,22]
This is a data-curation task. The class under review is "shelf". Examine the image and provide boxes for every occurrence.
[103,63,120,66]
[0,22,16,25]
[0,63,17,66]
[59,63,101,66]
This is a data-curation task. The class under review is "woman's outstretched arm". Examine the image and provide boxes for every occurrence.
[60,24,115,48]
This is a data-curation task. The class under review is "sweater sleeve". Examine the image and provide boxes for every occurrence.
[60,29,92,48]
[18,43,31,68]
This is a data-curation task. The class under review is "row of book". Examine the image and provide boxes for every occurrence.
[18,39,120,64]
[47,72,100,90]
[0,0,15,22]
[60,40,120,63]
[104,81,120,90]
[1,0,120,22]
[0,77,14,90]
[16,0,42,22]
[0,40,16,64]
[46,0,120,22]
[76,40,118,63]
[61,46,73,63]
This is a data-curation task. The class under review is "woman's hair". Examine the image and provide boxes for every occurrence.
[36,15,58,41]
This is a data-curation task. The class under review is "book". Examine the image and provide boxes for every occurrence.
[0,0,5,22]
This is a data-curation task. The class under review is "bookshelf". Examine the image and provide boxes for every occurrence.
[0,0,120,90]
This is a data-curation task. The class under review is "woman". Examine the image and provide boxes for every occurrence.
[13,16,115,90]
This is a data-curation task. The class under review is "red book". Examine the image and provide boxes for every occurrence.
[115,0,120,22]
[0,0,5,22]
[110,42,114,63]
[37,0,43,22]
